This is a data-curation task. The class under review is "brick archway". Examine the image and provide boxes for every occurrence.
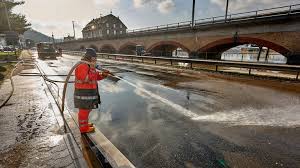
[79,45,85,51]
[99,44,117,54]
[89,45,98,52]
[146,41,191,53]
[118,42,137,55]
[119,42,137,51]
[198,37,291,56]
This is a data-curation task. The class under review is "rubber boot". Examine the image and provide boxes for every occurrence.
[80,126,95,133]
[78,109,93,133]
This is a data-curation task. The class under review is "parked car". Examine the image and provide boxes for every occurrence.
[8,45,16,51]
[3,46,11,52]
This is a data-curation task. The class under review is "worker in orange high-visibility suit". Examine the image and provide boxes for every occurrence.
[74,48,110,133]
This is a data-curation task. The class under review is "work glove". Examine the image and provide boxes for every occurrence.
[101,70,110,77]
[95,64,102,70]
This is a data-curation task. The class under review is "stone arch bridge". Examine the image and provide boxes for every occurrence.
[57,9,300,64]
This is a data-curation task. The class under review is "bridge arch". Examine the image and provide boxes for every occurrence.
[197,37,291,59]
[79,45,85,51]
[99,44,117,54]
[147,41,191,57]
[119,42,137,55]
[89,44,98,52]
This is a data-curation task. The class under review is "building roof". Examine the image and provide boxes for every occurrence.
[82,14,127,32]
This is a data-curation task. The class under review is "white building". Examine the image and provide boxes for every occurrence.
[82,14,127,39]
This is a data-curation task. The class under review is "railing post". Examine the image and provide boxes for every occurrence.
[170,60,173,66]
[241,53,244,61]
[178,23,179,28]
[289,5,292,15]
[249,68,251,75]
[167,24,168,30]
[157,26,159,31]
[296,72,299,80]
[154,59,156,64]
[115,55,117,60]
[212,17,215,23]
[142,57,144,63]
[255,11,258,19]
[190,62,193,69]
[131,56,133,62]
[215,65,218,71]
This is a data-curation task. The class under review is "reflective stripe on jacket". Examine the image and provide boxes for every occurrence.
[74,63,104,109]
[75,63,104,89]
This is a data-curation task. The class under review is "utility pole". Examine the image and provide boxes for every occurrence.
[2,0,11,30]
[192,0,196,28]
[52,32,55,45]
[225,0,229,22]
[72,21,76,39]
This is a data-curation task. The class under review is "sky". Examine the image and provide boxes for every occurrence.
[13,0,300,38]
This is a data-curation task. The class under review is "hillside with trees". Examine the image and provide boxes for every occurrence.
[0,0,30,34]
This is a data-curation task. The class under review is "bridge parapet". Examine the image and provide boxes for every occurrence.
[56,4,300,64]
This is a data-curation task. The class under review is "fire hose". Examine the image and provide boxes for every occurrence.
[0,59,90,152]
[0,61,24,108]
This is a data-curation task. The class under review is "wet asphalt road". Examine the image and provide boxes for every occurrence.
[36,53,300,168]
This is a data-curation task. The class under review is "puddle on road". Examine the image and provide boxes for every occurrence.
[54,58,300,167]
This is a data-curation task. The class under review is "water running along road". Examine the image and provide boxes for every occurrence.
[36,53,300,168]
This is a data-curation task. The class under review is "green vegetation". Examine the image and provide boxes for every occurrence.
[0,1,30,34]
[0,50,21,55]
[0,50,21,60]
[0,51,15,55]
[0,62,14,84]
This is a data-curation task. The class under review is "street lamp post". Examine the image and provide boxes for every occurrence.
[192,0,196,28]
[52,32,55,46]
[72,21,76,39]
[225,0,229,22]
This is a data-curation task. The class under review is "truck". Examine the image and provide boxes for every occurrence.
[136,45,151,56]
[37,42,60,59]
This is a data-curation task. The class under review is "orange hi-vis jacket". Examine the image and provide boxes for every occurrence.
[74,63,105,109]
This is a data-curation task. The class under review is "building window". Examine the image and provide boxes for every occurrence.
[106,23,109,27]
[120,30,123,34]
[120,24,122,28]
[99,30,102,37]
[107,29,110,35]
[114,30,116,35]
[113,24,116,28]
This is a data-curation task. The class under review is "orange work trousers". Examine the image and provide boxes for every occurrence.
[78,109,91,133]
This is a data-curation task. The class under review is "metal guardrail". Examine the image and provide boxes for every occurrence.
[126,4,300,34]
[63,51,300,80]
[63,4,300,42]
